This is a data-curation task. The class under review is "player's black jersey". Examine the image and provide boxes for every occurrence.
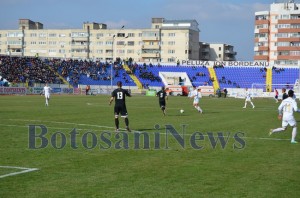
[156,90,167,102]
[282,93,288,100]
[111,88,131,106]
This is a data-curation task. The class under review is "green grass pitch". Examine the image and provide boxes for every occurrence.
[0,94,299,198]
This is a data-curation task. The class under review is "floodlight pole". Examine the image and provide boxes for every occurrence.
[111,35,115,92]
[110,25,125,92]
[298,60,300,98]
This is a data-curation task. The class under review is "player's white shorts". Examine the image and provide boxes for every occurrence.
[193,99,199,104]
[245,98,251,102]
[282,118,296,128]
[45,94,50,99]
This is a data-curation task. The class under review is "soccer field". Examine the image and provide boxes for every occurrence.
[0,95,299,198]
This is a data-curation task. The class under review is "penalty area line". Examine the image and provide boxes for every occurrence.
[0,166,39,179]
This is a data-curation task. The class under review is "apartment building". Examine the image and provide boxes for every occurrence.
[254,0,300,66]
[199,42,237,61]
[0,18,200,63]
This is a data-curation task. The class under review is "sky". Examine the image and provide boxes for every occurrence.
[0,0,280,61]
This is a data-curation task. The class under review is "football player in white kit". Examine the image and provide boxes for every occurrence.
[190,86,203,113]
[243,88,255,109]
[43,83,52,106]
[270,90,298,143]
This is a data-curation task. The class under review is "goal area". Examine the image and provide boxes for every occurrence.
[251,82,300,98]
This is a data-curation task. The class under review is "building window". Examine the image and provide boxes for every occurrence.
[39,33,47,37]
[116,49,125,54]
[30,33,37,37]
[168,41,175,45]
[71,32,88,37]
[7,32,23,37]
[49,33,57,37]
[218,54,221,58]
[96,33,104,38]
[117,33,125,37]
[117,41,125,45]
[127,49,134,53]
[49,41,57,45]
[39,41,47,45]
[168,49,175,54]
[128,33,135,37]
[168,33,175,37]
[127,41,134,46]
[219,47,221,51]
[106,41,113,45]
[168,58,175,62]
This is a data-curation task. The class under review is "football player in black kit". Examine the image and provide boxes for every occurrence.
[156,86,168,116]
[109,81,131,132]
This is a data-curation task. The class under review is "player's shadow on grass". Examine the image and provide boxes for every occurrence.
[135,128,157,131]
[167,114,189,117]
[167,111,220,116]
[205,111,220,114]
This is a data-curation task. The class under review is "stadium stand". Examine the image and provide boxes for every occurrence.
[128,63,211,88]
[214,66,266,89]
[48,59,136,87]
[1,55,300,93]
[0,55,63,86]
[272,66,297,90]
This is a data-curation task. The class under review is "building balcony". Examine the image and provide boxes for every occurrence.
[142,36,160,41]
[278,19,300,24]
[255,20,269,25]
[141,52,160,58]
[201,48,210,52]
[224,56,236,61]
[224,50,237,55]
[254,55,269,60]
[277,55,300,60]
[10,51,23,56]
[142,44,160,49]
[200,55,209,60]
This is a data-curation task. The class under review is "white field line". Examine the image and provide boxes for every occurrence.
[2,120,290,141]
[86,102,277,112]
[0,166,39,179]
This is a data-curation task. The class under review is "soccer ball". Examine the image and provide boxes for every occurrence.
[180,109,184,114]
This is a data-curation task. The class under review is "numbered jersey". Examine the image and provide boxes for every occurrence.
[111,88,131,106]
[278,97,298,120]
[156,90,167,102]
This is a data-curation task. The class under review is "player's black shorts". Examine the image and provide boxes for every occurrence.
[114,105,128,116]
[159,101,166,108]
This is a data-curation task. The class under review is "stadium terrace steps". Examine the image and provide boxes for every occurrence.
[208,67,219,92]
[266,68,272,91]
[46,64,72,88]
[123,64,143,89]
